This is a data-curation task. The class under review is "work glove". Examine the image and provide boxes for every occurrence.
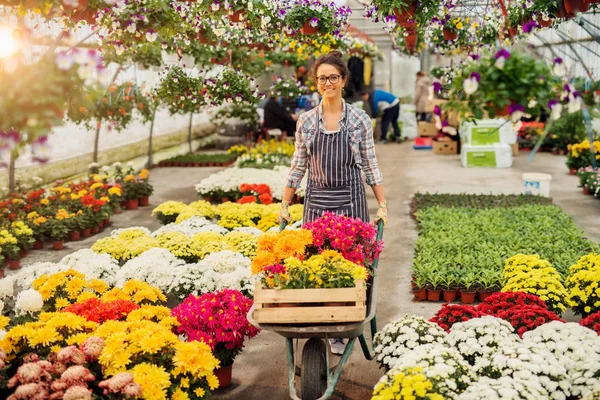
[374,200,388,226]
[278,199,292,224]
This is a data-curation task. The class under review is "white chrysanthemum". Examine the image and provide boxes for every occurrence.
[15,289,44,314]
[0,277,14,300]
[459,376,548,399]
[447,316,520,365]
[374,315,447,370]
[231,226,264,236]
[116,248,186,291]
[11,262,67,289]
[60,249,120,285]
[109,227,152,237]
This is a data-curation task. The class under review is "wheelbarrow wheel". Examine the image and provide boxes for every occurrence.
[301,338,327,400]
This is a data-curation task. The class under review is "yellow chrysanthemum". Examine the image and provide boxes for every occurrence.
[131,363,171,400]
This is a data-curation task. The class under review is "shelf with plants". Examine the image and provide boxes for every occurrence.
[411,202,599,303]
[158,153,238,167]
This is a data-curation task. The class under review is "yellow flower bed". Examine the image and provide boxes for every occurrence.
[502,254,572,314]
[565,253,600,317]
[152,199,303,231]
[93,228,260,262]
[372,366,444,400]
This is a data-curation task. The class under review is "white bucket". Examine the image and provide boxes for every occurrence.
[523,173,552,197]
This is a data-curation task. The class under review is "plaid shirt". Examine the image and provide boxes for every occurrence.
[285,101,383,189]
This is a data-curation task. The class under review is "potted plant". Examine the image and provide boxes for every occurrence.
[440,270,459,302]
[283,0,351,36]
[10,221,35,258]
[203,68,264,107]
[412,274,428,301]
[477,269,501,301]
[459,272,478,304]
[425,274,443,302]
[2,239,21,270]
[49,219,69,250]
[172,289,259,388]
[136,169,153,206]
[269,76,308,102]
[442,17,462,41]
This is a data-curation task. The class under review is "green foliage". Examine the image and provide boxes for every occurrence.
[445,50,559,120]
[412,205,599,291]
[162,153,238,164]
[411,193,553,216]
[48,219,70,242]
[546,111,591,151]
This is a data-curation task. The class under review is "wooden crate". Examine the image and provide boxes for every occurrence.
[252,280,367,324]
[433,140,457,155]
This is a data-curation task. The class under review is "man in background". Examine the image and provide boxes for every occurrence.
[361,89,401,143]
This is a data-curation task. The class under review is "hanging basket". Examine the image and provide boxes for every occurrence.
[301,21,319,35]
[537,16,553,27]
[404,32,418,51]
[442,28,458,41]
[564,0,589,14]
[393,3,416,27]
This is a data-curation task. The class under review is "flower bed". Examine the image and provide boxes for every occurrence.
[229,139,295,169]
[410,193,553,218]
[0,270,223,399]
[567,139,600,172]
[152,201,304,231]
[373,312,600,399]
[195,166,306,202]
[411,204,599,301]
[158,153,238,168]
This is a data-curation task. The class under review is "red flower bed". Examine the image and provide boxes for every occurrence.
[62,298,140,323]
[494,305,564,337]
[236,184,273,205]
[580,311,600,335]
[429,304,484,332]
[477,291,548,316]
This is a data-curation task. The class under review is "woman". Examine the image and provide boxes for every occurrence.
[414,71,432,122]
[279,50,387,225]
[278,51,388,354]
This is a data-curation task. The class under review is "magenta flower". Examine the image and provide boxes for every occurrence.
[495,49,510,59]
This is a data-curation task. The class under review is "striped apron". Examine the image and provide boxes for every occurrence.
[303,108,370,223]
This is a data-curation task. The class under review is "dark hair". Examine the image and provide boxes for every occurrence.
[311,51,350,83]
[416,71,426,77]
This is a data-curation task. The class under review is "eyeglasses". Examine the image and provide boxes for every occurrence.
[316,74,343,85]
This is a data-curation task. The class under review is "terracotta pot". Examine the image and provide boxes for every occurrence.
[508,27,518,37]
[8,259,20,270]
[139,196,150,207]
[477,290,495,302]
[19,248,27,259]
[126,199,139,210]
[33,241,44,250]
[52,241,64,250]
[461,291,477,304]
[404,33,418,50]
[228,9,245,23]
[120,201,127,208]
[91,226,100,234]
[301,21,319,35]
[556,0,575,17]
[584,186,591,195]
[103,218,110,225]
[443,28,458,41]
[564,0,589,14]
[537,16,553,27]
[442,290,457,302]
[494,104,511,116]
[427,289,442,301]
[81,228,91,238]
[393,3,416,27]
[413,288,427,301]
[521,147,532,152]
[221,197,231,203]
[69,231,81,241]
[214,363,233,388]
[570,168,577,175]
[98,221,104,229]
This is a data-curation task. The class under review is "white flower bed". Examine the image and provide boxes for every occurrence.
[373,315,447,370]
[116,248,187,291]
[194,166,306,200]
[459,376,549,399]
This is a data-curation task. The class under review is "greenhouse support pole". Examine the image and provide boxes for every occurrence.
[188,113,193,153]
[528,120,554,163]
[8,149,16,193]
[582,106,598,170]
[93,124,101,163]
[146,108,158,169]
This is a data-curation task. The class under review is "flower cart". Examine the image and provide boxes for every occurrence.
[248,219,384,400]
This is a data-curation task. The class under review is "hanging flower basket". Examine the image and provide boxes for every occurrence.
[556,1,575,17]
[229,9,245,23]
[442,28,458,41]
[537,16,553,27]
[301,20,319,35]
[394,3,416,27]
[404,31,418,51]
[564,0,589,14]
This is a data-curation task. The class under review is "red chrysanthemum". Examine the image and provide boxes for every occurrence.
[430,304,484,332]
[62,298,139,323]
[580,311,600,335]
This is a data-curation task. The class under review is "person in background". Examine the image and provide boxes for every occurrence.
[414,71,432,122]
[360,89,401,144]
[263,96,298,137]
[279,51,388,356]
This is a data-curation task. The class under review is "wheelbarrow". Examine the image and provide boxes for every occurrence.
[247,219,384,400]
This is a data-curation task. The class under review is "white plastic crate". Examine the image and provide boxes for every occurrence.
[461,143,513,168]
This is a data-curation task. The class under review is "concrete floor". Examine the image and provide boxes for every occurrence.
[19,143,600,399]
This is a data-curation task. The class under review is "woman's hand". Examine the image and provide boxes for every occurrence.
[375,200,388,225]
[278,199,292,224]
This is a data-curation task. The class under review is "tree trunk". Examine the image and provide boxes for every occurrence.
[93,124,101,163]
[8,150,16,193]
[147,109,157,169]
[188,113,193,154]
